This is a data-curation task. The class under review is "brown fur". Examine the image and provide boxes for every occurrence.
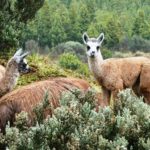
[139,63,150,104]
[90,56,150,102]
[0,77,108,132]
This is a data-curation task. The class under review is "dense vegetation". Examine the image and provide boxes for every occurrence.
[0,0,150,149]
[16,53,90,87]
[0,0,44,57]
[22,0,150,52]
[0,89,150,149]
[1,0,150,57]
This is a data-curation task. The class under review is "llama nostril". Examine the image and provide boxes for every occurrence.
[92,51,95,54]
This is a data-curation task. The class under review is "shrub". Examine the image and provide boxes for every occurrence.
[0,89,150,149]
[129,36,150,52]
[119,36,150,52]
[59,53,81,70]
[50,41,87,62]
[16,53,91,87]
[77,63,90,77]
[17,53,66,87]
[101,49,113,59]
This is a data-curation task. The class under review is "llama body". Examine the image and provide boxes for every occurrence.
[0,49,30,97]
[90,56,149,91]
[139,63,150,104]
[83,33,150,101]
[0,78,91,132]
[0,77,108,132]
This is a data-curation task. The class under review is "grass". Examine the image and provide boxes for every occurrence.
[16,53,98,90]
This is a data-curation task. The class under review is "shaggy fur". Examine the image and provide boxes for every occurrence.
[0,77,104,132]
[139,63,150,104]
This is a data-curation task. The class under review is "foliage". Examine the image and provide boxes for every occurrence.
[101,49,113,59]
[17,53,90,87]
[129,36,150,52]
[132,10,150,40]
[0,89,150,149]
[59,52,90,77]
[21,0,150,52]
[50,41,86,62]
[118,36,150,52]
[59,53,81,70]
[0,0,44,55]
[88,11,122,48]
[1,0,150,56]
[17,53,67,86]
[22,0,70,48]
[76,63,90,77]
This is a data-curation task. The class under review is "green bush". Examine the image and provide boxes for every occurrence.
[118,36,150,52]
[77,63,90,77]
[0,89,150,149]
[50,41,87,62]
[17,53,67,87]
[16,53,91,87]
[101,49,113,59]
[59,53,81,70]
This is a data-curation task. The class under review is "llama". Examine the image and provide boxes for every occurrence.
[82,32,150,103]
[0,78,88,132]
[0,77,109,133]
[139,63,150,104]
[0,48,30,97]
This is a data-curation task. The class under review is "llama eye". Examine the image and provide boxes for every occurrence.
[23,63,27,68]
[96,46,100,50]
[87,46,90,51]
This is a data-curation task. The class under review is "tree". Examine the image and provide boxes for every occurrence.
[0,0,44,55]
[67,0,81,41]
[88,10,122,48]
[23,0,70,47]
[132,10,150,40]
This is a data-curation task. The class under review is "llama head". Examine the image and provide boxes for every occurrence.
[12,48,30,73]
[82,33,104,58]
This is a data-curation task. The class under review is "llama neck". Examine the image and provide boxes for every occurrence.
[0,60,19,96]
[88,52,103,78]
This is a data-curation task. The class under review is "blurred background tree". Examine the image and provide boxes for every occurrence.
[0,0,44,57]
[21,0,150,55]
[0,0,150,58]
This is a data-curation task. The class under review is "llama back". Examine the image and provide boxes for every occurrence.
[0,78,91,131]
[101,57,150,89]
[119,57,149,87]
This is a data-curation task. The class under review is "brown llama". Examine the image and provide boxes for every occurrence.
[0,77,108,133]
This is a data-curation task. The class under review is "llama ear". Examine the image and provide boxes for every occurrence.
[97,33,104,45]
[14,48,23,57]
[82,32,89,44]
[20,51,30,59]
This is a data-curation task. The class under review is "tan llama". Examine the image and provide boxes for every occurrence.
[139,63,150,104]
[82,32,150,103]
